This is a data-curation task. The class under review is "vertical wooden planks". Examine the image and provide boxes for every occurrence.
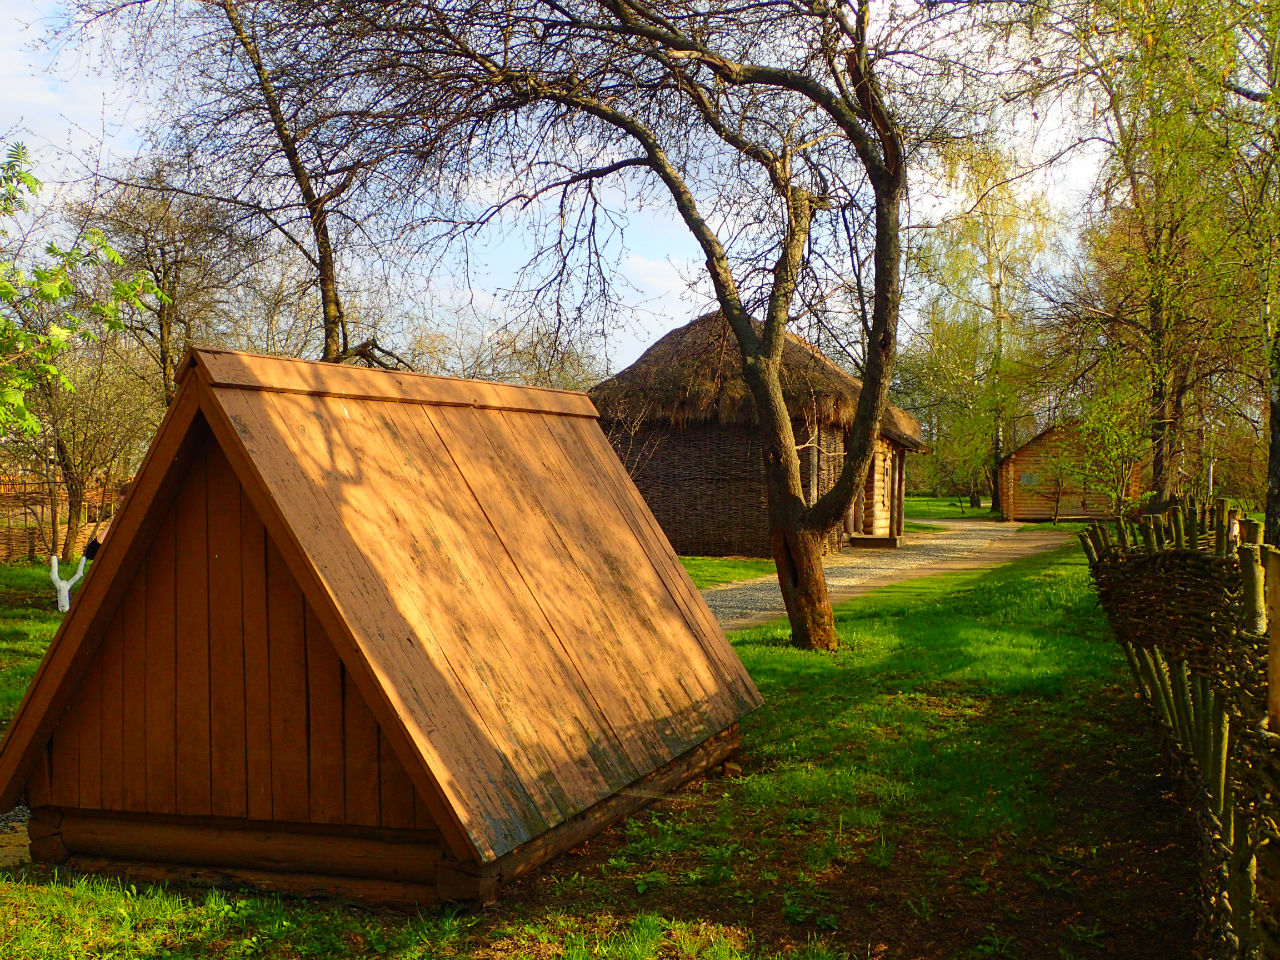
[121,572,147,811]
[99,616,124,810]
[241,490,272,821]
[48,699,79,807]
[266,539,309,823]
[305,601,344,824]
[144,510,177,814]
[77,654,102,809]
[378,728,416,829]
[174,451,211,816]
[342,664,380,827]
[26,744,51,808]
[208,446,247,818]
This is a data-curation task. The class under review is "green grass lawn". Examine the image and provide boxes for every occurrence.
[903,496,1000,520]
[0,563,66,730]
[679,556,777,589]
[901,520,946,533]
[0,549,1194,959]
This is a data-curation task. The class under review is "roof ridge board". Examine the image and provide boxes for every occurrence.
[189,348,598,418]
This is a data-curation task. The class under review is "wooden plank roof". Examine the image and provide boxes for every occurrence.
[0,349,761,864]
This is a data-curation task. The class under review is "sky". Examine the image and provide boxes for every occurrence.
[2,0,1100,373]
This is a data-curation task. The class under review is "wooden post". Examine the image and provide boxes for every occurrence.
[1114,520,1130,552]
[1241,544,1267,635]
[1086,524,1106,559]
[1153,514,1168,550]
[1268,548,1280,730]
[1215,498,1229,556]
[895,448,906,538]
[1241,518,1263,545]
[1140,517,1157,553]
[1172,507,1186,550]
[1078,531,1098,564]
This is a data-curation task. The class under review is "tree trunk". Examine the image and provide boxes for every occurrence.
[54,439,83,562]
[1267,365,1280,546]
[770,520,837,652]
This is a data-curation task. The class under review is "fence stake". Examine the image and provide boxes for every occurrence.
[1114,519,1130,552]
[1240,518,1263,545]
[1268,548,1280,730]
[1078,532,1097,564]
[1241,545,1267,635]
[1215,499,1229,556]
[1140,517,1157,553]
[1172,507,1186,550]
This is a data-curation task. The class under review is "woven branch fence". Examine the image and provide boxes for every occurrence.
[1080,500,1279,959]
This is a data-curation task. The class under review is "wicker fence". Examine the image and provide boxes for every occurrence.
[0,480,111,563]
[1080,500,1279,959]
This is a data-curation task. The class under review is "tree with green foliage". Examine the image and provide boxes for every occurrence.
[904,145,1050,510]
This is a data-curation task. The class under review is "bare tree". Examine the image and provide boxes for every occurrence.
[282,0,1038,648]
[71,0,436,364]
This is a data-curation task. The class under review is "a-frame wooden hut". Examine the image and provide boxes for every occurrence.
[0,349,761,903]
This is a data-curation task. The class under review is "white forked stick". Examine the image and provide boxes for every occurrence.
[50,555,87,613]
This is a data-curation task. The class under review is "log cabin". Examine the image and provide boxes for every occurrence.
[998,424,1143,521]
[0,349,761,904]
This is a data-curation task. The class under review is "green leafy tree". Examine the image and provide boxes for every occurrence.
[904,145,1049,508]
[0,144,154,434]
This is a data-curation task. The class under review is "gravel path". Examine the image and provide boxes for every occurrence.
[703,519,1072,630]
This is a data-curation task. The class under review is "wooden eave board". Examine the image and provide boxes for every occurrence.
[196,357,760,863]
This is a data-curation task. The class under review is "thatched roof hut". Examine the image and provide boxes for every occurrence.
[591,313,924,557]
[591,312,925,449]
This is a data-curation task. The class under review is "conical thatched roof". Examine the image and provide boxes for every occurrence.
[591,312,925,450]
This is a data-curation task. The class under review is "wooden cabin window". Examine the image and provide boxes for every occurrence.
[1020,472,1039,485]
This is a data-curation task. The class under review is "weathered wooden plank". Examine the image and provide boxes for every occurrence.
[66,855,441,906]
[305,601,344,825]
[427,404,659,778]
[121,576,147,812]
[266,539,309,823]
[144,510,178,814]
[342,665,381,827]
[557,412,758,711]
[98,616,124,810]
[374,401,604,819]
[253,389,551,845]
[241,493,272,821]
[77,653,102,809]
[194,349,595,419]
[174,451,211,816]
[528,413,738,728]
[207,445,247,819]
[25,746,51,808]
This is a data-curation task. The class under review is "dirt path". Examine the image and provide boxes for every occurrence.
[704,519,1073,630]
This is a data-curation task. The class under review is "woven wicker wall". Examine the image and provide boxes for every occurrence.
[613,421,867,557]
